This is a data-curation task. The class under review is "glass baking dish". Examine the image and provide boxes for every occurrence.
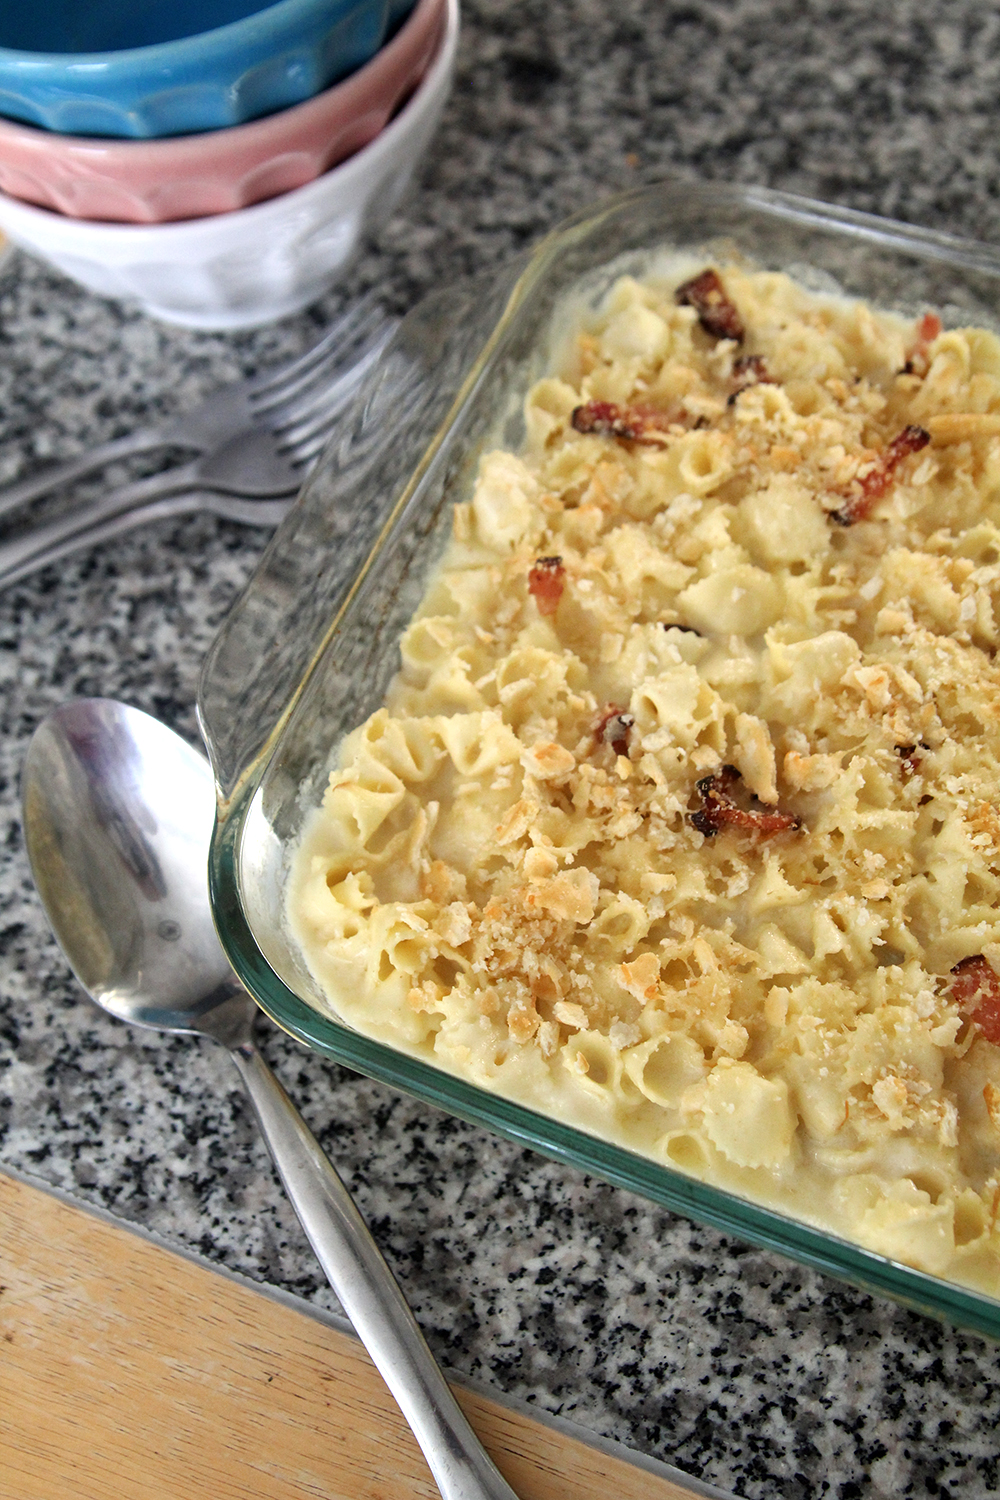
[200,176,1000,1340]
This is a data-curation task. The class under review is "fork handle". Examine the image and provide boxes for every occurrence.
[0,426,172,523]
[0,453,295,588]
[0,490,292,591]
[0,461,203,585]
[0,492,202,590]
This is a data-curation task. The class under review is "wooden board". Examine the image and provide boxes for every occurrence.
[0,1173,709,1500]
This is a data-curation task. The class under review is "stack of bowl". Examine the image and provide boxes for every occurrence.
[0,0,457,326]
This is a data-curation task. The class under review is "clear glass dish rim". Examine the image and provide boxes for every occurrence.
[207,175,1000,1341]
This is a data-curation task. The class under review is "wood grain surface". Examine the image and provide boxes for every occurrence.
[0,1173,707,1500]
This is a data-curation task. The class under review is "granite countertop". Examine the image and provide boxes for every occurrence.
[4,2,1000,1496]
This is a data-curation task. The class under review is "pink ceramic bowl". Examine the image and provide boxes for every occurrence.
[0,0,445,223]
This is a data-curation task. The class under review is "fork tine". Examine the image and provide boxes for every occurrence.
[281,343,416,467]
[267,333,394,451]
[280,404,359,465]
[287,425,346,468]
[250,289,380,392]
[275,397,360,465]
[249,293,390,415]
[254,316,394,434]
[286,359,428,470]
[280,387,381,467]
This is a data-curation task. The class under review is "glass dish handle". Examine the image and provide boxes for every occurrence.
[198,264,525,802]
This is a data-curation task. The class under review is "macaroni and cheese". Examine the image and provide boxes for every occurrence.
[289,262,1000,1293]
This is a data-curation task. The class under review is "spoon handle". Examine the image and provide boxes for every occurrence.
[227,1036,521,1500]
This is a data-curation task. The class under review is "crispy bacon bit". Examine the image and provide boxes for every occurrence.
[675,269,744,344]
[691,764,801,838]
[733,354,771,382]
[528,556,565,616]
[951,956,1000,1045]
[830,425,931,526]
[896,743,922,777]
[728,354,774,403]
[903,312,943,377]
[595,705,634,758]
[570,400,674,445]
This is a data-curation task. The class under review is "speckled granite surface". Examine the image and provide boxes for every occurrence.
[4,3,1000,1496]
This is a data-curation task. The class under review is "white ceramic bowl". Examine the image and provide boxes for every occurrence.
[0,0,457,328]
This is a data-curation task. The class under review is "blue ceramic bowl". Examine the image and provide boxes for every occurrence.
[0,0,415,138]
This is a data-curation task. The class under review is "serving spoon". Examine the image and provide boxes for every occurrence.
[21,697,520,1500]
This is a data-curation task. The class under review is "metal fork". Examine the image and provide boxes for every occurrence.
[0,490,296,591]
[0,309,397,590]
[0,292,394,524]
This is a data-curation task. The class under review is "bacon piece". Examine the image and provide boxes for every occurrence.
[595,705,634,758]
[691,764,800,838]
[675,269,744,343]
[951,956,1000,1045]
[903,312,942,377]
[570,399,675,445]
[896,743,922,777]
[830,425,931,527]
[728,354,774,403]
[528,555,565,616]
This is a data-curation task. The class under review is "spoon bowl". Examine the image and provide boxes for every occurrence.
[22,697,519,1500]
[23,698,239,1030]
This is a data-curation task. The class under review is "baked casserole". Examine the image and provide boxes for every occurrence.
[287,259,1000,1296]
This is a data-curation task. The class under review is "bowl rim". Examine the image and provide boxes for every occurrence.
[0,0,442,162]
[0,0,457,247]
[0,0,374,70]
